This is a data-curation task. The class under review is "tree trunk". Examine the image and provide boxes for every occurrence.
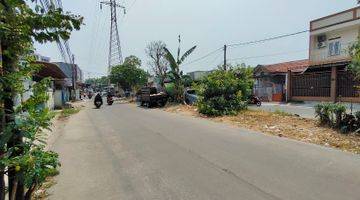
[9,180,17,200]
[2,41,25,200]
[24,184,36,200]
[0,40,6,200]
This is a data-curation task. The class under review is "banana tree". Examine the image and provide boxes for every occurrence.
[163,39,196,102]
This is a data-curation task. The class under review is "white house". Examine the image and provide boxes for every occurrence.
[309,6,360,65]
[288,6,360,103]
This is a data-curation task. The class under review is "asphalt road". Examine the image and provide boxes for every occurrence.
[49,102,360,200]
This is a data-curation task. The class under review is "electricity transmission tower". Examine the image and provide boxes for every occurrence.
[40,0,74,64]
[101,0,126,74]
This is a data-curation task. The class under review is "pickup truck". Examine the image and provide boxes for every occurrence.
[138,87,168,107]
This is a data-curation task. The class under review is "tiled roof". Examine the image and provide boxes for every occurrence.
[258,59,309,73]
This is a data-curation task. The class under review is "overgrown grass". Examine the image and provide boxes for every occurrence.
[273,109,293,117]
[60,108,80,118]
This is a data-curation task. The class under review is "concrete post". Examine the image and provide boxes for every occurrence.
[330,66,337,102]
[286,70,292,102]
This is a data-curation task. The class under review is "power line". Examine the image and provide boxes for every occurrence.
[182,30,309,67]
[182,47,223,66]
[120,0,138,23]
[228,49,308,62]
[128,0,138,12]
[228,30,309,48]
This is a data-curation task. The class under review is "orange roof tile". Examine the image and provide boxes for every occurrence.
[259,59,309,73]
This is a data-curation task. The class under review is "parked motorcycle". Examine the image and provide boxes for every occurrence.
[249,95,262,107]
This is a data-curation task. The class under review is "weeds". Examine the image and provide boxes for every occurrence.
[274,109,292,116]
[60,108,80,118]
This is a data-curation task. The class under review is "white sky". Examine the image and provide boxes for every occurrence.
[35,0,357,79]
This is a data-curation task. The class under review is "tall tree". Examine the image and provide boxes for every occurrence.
[163,36,196,102]
[145,41,168,87]
[0,1,82,199]
[110,56,149,92]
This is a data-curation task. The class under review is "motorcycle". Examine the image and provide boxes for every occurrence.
[94,100,102,109]
[249,95,262,107]
[107,96,114,105]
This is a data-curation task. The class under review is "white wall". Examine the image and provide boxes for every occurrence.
[310,25,359,63]
[54,90,63,109]
[312,11,353,30]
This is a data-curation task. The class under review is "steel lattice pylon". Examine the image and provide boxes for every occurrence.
[40,0,74,64]
[101,0,126,74]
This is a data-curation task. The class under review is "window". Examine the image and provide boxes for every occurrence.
[329,41,341,56]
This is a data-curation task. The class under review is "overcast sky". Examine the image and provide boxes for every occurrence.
[34,0,357,78]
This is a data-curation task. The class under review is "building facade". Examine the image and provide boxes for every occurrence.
[254,60,309,102]
[53,62,84,100]
[289,6,360,103]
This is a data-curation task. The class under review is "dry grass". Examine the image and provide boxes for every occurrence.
[163,104,360,154]
[33,177,57,200]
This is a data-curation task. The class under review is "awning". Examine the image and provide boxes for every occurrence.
[35,61,67,79]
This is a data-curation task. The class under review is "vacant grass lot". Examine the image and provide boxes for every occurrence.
[164,104,360,154]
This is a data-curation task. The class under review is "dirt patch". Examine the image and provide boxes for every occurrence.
[163,104,360,154]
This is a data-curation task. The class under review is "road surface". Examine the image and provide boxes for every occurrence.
[49,102,360,200]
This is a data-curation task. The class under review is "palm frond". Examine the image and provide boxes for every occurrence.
[163,47,178,72]
[179,46,197,64]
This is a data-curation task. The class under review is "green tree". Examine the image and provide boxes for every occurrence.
[0,0,82,199]
[110,56,149,92]
[163,36,196,102]
[232,64,254,97]
[182,74,193,87]
[195,70,251,116]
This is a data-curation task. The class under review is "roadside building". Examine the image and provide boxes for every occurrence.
[22,54,69,110]
[34,61,68,109]
[254,60,309,102]
[288,6,360,103]
[53,62,84,101]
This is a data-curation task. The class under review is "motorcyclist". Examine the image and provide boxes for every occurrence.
[107,91,113,99]
[94,93,103,106]
[106,91,114,105]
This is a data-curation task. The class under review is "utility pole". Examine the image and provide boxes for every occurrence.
[100,0,126,75]
[72,54,76,101]
[223,44,227,71]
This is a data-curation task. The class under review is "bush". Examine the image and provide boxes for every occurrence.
[165,82,175,101]
[195,70,250,116]
[315,102,346,128]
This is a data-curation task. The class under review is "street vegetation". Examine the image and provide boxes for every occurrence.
[315,102,360,133]
[194,69,251,116]
[163,37,197,103]
[59,108,80,119]
[109,55,149,92]
[0,1,82,199]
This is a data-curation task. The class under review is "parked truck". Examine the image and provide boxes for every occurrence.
[138,87,168,108]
